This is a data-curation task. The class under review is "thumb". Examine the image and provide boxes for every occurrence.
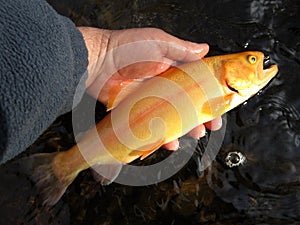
[163,42,209,62]
[157,30,209,62]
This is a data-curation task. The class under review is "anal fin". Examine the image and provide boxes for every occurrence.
[137,139,165,160]
[140,149,158,160]
[91,162,123,185]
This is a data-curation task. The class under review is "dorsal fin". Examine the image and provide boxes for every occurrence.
[91,139,164,184]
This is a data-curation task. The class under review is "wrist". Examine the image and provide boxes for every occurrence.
[77,27,112,88]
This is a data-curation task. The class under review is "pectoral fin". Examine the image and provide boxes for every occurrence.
[201,94,234,117]
[107,79,144,111]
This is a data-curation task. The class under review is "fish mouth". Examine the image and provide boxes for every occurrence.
[263,55,272,70]
[262,56,278,83]
[263,55,278,76]
[226,81,239,93]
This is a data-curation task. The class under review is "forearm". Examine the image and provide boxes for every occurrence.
[0,0,88,163]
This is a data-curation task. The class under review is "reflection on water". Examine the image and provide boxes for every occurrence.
[1,0,300,224]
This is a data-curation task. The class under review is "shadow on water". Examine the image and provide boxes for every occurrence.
[1,0,300,224]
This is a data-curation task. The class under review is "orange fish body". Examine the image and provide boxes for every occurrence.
[23,51,278,205]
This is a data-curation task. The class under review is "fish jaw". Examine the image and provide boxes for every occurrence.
[261,64,278,87]
[209,51,278,111]
[224,63,278,112]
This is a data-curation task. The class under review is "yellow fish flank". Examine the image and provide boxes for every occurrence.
[22,51,278,205]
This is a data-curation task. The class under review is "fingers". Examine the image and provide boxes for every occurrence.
[186,117,223,139]
[204,116,223,131]
[117,61,173,79]
[134,28,208,63]
[162,139,180,151]
[188,124,206,139]
[163,117,223,151]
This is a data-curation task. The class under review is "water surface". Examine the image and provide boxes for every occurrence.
[1,0,299,224]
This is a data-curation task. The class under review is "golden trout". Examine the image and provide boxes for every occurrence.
[21,51,278,205]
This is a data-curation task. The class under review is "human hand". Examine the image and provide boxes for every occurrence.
[77,27,222,150]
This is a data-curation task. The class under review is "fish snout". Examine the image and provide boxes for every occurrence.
[262,64,278,78]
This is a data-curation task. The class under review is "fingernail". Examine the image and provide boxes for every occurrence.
[191,48,204,54]
[173,140,180,150]
[191,44,209,54]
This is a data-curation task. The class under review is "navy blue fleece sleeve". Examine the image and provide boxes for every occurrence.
[0,0,88,163]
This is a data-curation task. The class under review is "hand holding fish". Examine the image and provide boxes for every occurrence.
[21,27,278,206]
[77,27,222,149]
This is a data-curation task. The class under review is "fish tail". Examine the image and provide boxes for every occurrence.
[18,152,77,206]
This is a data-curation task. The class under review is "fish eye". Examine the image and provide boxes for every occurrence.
[248,55,257,64]
[224,151,246,168]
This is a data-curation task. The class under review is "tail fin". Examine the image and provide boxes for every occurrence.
[18,152,77,206]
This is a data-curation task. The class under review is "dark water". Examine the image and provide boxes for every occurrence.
[1,0,300,224]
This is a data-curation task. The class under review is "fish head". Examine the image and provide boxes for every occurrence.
[219,51,278,110]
